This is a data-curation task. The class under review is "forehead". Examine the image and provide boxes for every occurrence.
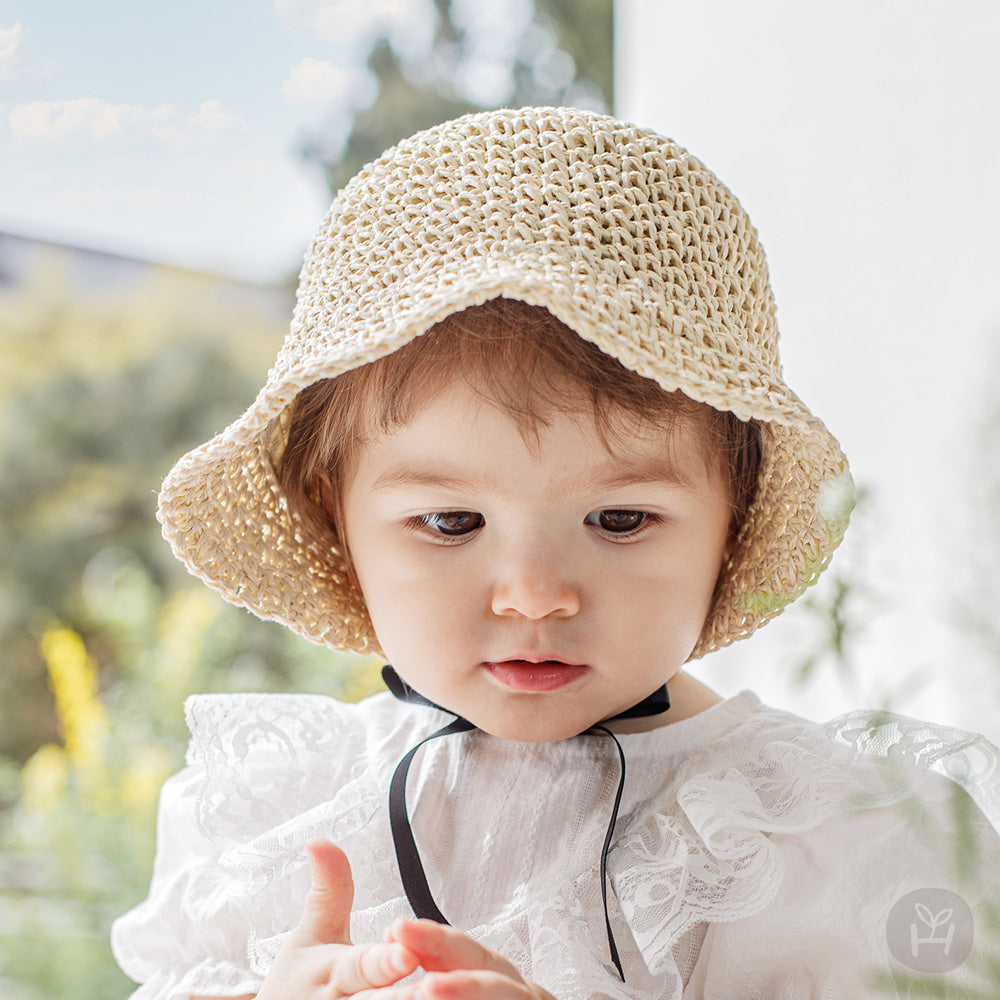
[351,376,725,495]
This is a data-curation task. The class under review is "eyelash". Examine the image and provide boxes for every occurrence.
[407,510,663,543]
[411,511,485,539]
[584,510,663,538]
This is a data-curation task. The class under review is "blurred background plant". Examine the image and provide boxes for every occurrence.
[0,3,613,997]
[0,253,390,998]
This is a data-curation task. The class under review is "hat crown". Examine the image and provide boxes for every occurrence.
[277,107,781,414]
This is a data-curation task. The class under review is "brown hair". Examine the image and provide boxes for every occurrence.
[274,298,761,555]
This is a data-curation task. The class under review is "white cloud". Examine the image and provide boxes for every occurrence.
[0,21,27,82]
[151,99,248,149]
[8,98,170,141]
[282,57,353,104]
[193,99,241,135]
[6,97,244,148]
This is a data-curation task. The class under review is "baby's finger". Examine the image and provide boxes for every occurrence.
[416,970,556,1000]
[295,839,355,946]
[350,984,420,1000]
[328,941,420,995]
[386,919,521,979]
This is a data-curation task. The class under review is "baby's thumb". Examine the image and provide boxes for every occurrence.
[297,838,355,945]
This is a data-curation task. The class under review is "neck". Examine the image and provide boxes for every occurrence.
[602,671,722,733]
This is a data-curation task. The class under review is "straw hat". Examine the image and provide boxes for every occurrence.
[158,106,853,660]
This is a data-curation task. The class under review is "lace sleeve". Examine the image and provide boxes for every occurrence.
[110,766,263,1000]
[676,711,1000,999]
[827,708,1000,828]
[110,692,420,1000]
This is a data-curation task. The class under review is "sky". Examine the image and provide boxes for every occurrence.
[0,0,459,281]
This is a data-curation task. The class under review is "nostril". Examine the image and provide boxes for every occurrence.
[490,579,581,620]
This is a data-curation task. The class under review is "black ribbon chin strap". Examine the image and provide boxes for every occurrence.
[383,665,669,982]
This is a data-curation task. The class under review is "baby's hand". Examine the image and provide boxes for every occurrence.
[374,919,557,1000]
[255,839,420,1000]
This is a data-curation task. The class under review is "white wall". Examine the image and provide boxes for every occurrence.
[616,0,1000,739]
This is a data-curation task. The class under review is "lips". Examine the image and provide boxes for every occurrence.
[483,658,588,692]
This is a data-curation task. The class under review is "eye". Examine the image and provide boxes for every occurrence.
[418,511,485,537]
[584,509,658,536]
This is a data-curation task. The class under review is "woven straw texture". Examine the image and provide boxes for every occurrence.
[157,106,852,660]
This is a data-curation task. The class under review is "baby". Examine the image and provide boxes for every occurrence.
[113,107,999,1000]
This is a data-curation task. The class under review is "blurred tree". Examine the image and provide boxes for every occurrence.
[304,0,614,194]
[0,262,300,763]
[0,262,385,1000]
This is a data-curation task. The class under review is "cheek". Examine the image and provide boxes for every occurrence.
[351,541,481,655]
[611,524,727,628]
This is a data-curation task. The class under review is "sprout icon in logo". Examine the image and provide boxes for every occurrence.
[886,888,974,973]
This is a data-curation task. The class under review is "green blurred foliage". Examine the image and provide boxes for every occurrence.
[0,257,291,763]
[0,257,382,999]
[0,575,383,1000]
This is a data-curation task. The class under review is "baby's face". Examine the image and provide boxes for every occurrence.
[341,379,731,742]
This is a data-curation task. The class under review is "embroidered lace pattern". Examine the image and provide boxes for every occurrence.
[111,691,1000,1000]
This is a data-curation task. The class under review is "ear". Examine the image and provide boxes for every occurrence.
[314,471,338,519]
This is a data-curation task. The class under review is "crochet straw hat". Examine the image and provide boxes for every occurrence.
[158,106,853,660]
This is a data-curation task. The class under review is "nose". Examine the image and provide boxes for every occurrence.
[490,545,581,620]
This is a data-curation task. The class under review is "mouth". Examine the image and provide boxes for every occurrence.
[483,658,588,693]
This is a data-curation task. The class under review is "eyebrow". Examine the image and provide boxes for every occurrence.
[590,458,696,493]
[369,457,696,496]
[370,466,494,494]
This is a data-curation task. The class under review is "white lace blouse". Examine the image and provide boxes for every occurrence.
[111,690,1000,1000]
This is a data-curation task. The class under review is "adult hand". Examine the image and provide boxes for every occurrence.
[255,839,421,1000]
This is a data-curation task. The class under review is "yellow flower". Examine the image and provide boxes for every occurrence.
[39,625,109,770]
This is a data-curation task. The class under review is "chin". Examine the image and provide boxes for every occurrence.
[474,711,600,744]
